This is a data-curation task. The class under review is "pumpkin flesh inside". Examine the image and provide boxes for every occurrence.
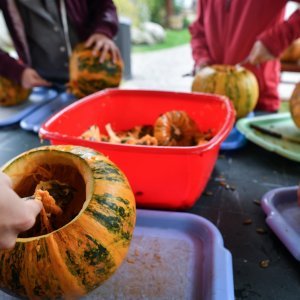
[17,164,85,237]
[4,151,92,238]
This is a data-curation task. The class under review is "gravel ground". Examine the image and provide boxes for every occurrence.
[121,44,195,93]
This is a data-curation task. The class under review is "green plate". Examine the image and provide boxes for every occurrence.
[236,112,300,162]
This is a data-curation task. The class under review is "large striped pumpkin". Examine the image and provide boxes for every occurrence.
[0,76,31,107]
[68,43,124,99]
[0,145,136,299]
[289,82,300,128]
[192,65,259,119]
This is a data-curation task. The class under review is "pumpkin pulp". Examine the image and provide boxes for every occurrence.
[15,163,86,237]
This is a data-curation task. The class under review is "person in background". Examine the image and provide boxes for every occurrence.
[0,172,42,249]
[189,0,300,112]
[0,0,121,89]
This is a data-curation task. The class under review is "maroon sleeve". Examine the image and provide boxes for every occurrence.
[87,0,119,39]
[65,0,119,40]
[258,8,300,57]
[0,50,25,83]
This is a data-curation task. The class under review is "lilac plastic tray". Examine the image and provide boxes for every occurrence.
[0,209,234,300]
[261,186,300,260]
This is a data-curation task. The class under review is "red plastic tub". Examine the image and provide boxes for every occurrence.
[40,89,235,209]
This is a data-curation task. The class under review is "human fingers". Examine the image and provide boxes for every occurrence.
[92,39,105,58]
[110,45,121,63]
[31,72,51,87]
[22,69,51,88]
[0,172,12,187]
[84,35,95,49]
[99,43,109,63]
[32,78,52,87]
[0,230,18,250]
[100,41,121,63]
[15,200,42,232]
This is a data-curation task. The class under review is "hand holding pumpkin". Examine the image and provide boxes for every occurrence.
[0,172,42,250]
[21,68,51,89]
[247,40,275,65]
[85,33,121,63]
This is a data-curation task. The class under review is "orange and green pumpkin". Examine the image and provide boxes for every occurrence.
[0,145,136,299]
[289,82,300,128]
[0,76,31,107]
[68,43,124,99]
[191,65,259,119]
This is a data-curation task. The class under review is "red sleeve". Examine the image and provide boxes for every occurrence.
[188,0,212,67]
[258,8,300,57]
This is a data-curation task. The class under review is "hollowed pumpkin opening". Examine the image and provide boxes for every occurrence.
[5,150,92,238]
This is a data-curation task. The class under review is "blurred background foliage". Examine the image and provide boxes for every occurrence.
[114,0,191,27]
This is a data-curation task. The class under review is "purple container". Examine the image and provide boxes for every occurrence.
[0,209,234,300]
[85,209,234,300]
[261,186,300,260]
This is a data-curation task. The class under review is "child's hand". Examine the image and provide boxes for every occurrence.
[247,40,275,65]
[21,68,51,89]
[85,33,121,63]
[0,172,42,249]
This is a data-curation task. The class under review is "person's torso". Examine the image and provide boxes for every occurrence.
[201,0,287,64]
[16,0,79,83]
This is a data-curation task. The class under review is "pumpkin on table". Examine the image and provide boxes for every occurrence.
[191,65,259,119]
[68,43,124,99]
[0,76,31,107]
[289,82,300,128]
[0,145,136,299]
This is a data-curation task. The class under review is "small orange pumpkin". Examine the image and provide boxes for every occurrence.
[0,76,31,106]
[154,110,198,146]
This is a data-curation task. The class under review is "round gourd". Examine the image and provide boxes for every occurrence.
[154,110,198,146]
[191,65,259,119]
[289,82,300,128]
[68,43,124,99]
[280,38,300,63]
[0,145,136,299]
[0,76,31,107]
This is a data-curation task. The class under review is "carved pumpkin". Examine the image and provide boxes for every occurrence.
[68,44,124,99]
[0,76,31,107]
[192,65,259,119]
[289,82,300,128]
[0,145,136,299]
[280,38,300,63]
